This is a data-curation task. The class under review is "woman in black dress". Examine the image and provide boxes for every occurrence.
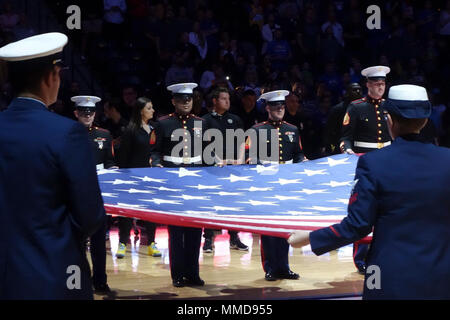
[115,97,161,258]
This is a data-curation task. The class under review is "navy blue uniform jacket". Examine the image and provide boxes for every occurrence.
[0,98,105,299]
[310,135,450,299]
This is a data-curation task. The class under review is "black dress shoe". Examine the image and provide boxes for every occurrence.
[184,276,205,286]
[172,278,185,287]
[94,283,113,295]
[357,264,366,275]
[277,270,300,280]
[265,272,277,281]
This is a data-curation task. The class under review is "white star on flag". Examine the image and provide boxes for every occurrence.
[140,198,183,205]
[187,184,222,190]
[132,176,167,183]
[170,194,211,201]
[147,186,184,192]
[200,206,244,212]
[328,199,349,205]
[269,178,303,185]
[208,192,244,196]
[97,168,120,176]
[218,174,253,183]
[167,168,202,177]
[250,165,279,174]
[103,179,139,185]
[295,169,329,176]
[292,189,330,195]
[268,195,304,201]
[101,193,119,198]
[317,157,351,167]
[302,206,344,211]
[239,186,274,192]
[115,188,155,194]
[238,200,279,206]
[319,180,353,188]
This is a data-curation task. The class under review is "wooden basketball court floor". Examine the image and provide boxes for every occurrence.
[90,227,364,300]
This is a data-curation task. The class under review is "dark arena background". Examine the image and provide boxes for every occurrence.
[1,0,450,307]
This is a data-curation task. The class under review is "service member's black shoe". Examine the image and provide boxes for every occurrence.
[184,276,205,286]
[172,278,185,287]
[94,283,113,295]
[357,264,366,275]
[265,272,277,281]
[277,270,300,280]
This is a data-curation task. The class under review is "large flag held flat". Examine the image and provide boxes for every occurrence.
[99,154,359,238]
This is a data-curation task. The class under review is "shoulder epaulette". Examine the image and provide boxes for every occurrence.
[282,121,297,128]
[352,97,366,105]
[253,121,267,128]
[191,115,204,120]
[95,126,110,133]
[158,113,173,121]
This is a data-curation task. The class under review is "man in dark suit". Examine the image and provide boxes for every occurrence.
[288,85,450,299]
[0,33,105,299]
[201,86,249,253]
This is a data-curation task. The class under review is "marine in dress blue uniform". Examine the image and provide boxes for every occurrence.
[289,85,450,299]
[248,90,305,281]
[150,83,208,287]
[0,33,105,299]
[340,66,391,273]
[72,95,115,295]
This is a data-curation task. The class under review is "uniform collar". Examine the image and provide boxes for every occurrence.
[398,133,422,142]
[10,97,48,111]
[268,120,283,127]
[175,112,192,121]
[367,95,383,105]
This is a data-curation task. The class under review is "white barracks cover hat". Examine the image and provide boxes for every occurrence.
[71,96,101,108]
[0,32,68,62]
[259,90,290,103]
[361,66,390,80]
[167,83,198,95]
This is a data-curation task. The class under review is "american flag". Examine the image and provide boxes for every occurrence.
[98,154,359,239]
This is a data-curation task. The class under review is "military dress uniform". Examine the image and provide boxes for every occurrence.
[339,66,391,273]
[340,96,392,154]
[72,95,114,294]
[307,85,450,299]
[150,83,208,287]
[248,90,304,281]
[201,110,249,252]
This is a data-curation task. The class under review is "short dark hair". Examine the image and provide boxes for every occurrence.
[390,113,427,134]
[208,86,229,101]
[8,60,56,96]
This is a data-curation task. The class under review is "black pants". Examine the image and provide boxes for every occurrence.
[260,235,290,274]
[203,229,239,240]
[90,220,107,287]
[168,225,202,280]
[118,217,156,246]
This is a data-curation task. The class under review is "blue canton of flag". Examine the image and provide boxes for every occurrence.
[98,154,359,238]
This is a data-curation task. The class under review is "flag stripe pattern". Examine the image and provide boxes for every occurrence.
[99,154,370,239]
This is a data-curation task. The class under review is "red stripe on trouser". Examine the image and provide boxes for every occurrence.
[353,242,359,269]
[168,227,173,279]
[260,238,266,272]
